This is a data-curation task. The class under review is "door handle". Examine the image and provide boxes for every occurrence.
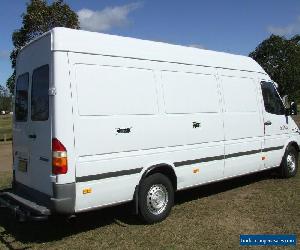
[264,121,272,126]
[192,122,201,128]
[116,127,132,134]
[28,134,37,139]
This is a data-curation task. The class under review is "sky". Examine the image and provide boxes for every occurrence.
[0,0,300,87]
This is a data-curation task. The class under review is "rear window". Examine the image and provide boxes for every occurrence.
[31,65,49,121]
[15,73,29,122]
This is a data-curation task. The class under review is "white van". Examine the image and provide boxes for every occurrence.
[0,28,299,223]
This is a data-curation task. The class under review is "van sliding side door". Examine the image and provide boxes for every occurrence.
[220,75,264,178]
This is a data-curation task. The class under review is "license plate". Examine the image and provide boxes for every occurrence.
[18,159,28,172]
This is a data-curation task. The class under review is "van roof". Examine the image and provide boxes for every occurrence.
[21,27,265,73]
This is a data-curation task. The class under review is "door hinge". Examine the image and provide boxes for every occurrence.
[48,88,57,96]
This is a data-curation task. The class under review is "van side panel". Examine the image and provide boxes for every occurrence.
[70,53,225,211]
[52,51,76,185]
[218,70,264,177]
[74,65,159,155]
[160,71,225,188]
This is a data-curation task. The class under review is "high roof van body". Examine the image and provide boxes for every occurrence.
[1,28,299,223]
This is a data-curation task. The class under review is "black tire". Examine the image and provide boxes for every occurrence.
[138,173,174,224]
[280,145,298,178]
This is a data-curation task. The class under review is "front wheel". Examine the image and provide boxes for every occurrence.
[138,173,174,224]
[280,145,298,178]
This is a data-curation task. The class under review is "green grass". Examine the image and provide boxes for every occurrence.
[0,170,299,249]
[0,115,12,141]
[0,172,11,189]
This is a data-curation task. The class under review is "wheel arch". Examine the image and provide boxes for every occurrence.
[285,140,300,153]
[280,140,299,178]
[140,164,177,191]
[133,163,177,215]
[281,139,300,167]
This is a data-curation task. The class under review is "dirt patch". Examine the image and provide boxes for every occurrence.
[0,143,12,172]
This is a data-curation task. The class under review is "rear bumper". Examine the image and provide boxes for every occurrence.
[0,191,50,221]
[0,180,75,221]
[51,182,76,214]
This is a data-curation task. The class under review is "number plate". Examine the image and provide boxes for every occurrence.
[18,159,28,172]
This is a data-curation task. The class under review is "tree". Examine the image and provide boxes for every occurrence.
[6,0,79,94]
[0,85,12,111]
[6,72,15,95]
[249,35,300,102]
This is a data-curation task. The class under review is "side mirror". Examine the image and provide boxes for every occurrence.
[290,102,298,116]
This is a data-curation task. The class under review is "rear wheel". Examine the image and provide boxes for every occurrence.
[280,145,298,178]
[138,173,174,224]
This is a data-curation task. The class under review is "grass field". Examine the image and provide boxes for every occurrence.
[0,115,12,141]
[0,170,299,249]
[0,116,299,249]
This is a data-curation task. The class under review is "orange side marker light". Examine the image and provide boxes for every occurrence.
[193,168,200,174]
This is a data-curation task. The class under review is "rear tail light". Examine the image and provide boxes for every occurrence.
[52,138,68,175]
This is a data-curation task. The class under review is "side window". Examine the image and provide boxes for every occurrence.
[31,65,49,121]
[261,81,285,115]
[15,73,29,122]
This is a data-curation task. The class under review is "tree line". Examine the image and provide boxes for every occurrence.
[3,0,300,105]
[249,35,300,102]
[0,85,11,111]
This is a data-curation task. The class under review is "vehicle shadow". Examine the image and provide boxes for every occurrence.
[175,169,279,205]
[0,169,279,247]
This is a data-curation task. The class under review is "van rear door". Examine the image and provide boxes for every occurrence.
[14,64,52,196]
[14,73,30,181]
